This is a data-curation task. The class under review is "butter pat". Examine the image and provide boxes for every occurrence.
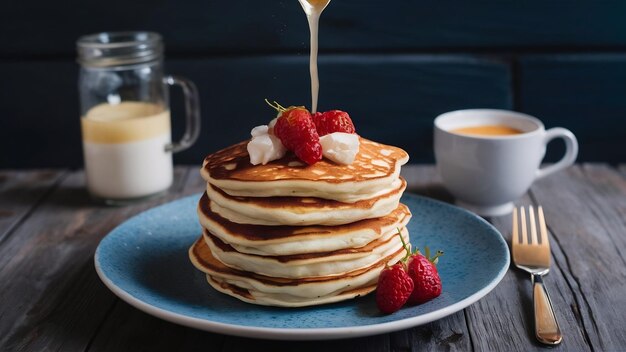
[319,132,360,165]
[247,125,287,165]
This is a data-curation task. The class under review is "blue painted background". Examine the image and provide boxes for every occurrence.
[1,0,625,167]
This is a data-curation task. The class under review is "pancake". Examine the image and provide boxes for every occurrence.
[189,236,406,307]
[197,193,412,256]
[203,227,409,278]
[206,177,407,226]
[206,275,376,307]
[201,137,409,202]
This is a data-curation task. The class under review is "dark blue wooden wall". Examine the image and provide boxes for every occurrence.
[2,1,626,168]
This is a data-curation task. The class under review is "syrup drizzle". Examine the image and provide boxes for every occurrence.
[298,0,331,113]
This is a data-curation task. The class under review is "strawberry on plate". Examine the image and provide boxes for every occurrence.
[376,261,414,314]
[376,229,443,313]
[407,246,443,305]
[376,230,413,314]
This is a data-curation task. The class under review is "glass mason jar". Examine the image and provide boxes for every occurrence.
[77,32,200,204]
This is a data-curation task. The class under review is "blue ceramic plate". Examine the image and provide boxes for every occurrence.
[95,193,509,340]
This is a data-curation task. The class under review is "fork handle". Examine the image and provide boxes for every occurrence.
[532,274,563,345]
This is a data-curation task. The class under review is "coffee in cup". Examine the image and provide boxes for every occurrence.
[434,109,578,216]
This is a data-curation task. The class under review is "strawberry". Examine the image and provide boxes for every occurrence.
[376,229,444,313]
[407,246,443,305]
[266,99,322,165]
[376,262,414,314]
[312,110,356,136]
[273,107,313,151]
[376,229,413,314]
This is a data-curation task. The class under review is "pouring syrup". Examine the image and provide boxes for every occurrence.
[297,0,331,114]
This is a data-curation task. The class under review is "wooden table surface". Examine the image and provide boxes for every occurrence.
[1,164,625,352]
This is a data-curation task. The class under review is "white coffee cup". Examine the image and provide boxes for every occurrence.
[434,109,578,216]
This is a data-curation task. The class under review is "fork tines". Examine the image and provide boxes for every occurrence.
[512,206,551,269]
[512,206,548,246]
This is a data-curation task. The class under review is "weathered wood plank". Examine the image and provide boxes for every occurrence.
[0,170,65,243]
[86,300,225,352]
[221,334,390,352]
[0,167,193,351]
[396,312,471,351]
[527,164,626,351]
[85,168,228,352]
[465,191,591,351]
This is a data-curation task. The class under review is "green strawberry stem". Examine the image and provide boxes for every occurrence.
[264,99,287,112]
[431,250,444,265]
[411,242,444,266]
[396,227,411,262]
[420,246,444,265]
[395,228,444,266]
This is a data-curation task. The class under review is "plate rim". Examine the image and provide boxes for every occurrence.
[94,192,510,340]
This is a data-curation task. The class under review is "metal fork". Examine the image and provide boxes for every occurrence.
[512,206,563,345]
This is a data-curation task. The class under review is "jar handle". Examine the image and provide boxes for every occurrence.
[164,75,201,153]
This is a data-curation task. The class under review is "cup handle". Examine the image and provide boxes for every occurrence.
[164,75,201,153]
[535,127,578,180]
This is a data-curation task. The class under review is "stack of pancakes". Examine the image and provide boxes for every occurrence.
[189,137,411,307]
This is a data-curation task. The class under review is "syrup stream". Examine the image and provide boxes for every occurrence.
[298,0,331,114]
